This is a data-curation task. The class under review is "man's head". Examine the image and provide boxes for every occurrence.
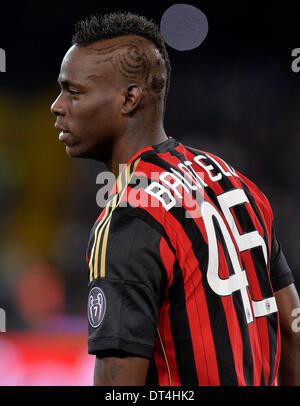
[50,12,171,161]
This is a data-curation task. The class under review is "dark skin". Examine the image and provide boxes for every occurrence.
[51,35,166,385]
[51,35,168,177]
[51,35,300,386]
[275,283,300,385]
[93,355,149,386]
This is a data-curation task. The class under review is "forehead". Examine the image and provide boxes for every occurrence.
[58,43,110,86]
[59,35,156,86]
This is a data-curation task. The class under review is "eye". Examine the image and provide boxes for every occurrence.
[68,89,79,96]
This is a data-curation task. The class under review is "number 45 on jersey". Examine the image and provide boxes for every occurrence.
[202,188,278,324]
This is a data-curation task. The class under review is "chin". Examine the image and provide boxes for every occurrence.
[65,144,90,159]
[65,144,108,162]
[65,145,81,158]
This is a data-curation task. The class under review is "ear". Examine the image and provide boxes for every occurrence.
[121,84,143,115]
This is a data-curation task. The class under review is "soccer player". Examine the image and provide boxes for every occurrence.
[50,12,300,386]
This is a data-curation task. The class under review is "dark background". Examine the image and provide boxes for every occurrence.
[0,1,299,331]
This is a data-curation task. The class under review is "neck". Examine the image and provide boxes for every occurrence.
[106,122,168,177]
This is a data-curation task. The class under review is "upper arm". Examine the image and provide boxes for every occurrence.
[94,355,150,386]
[86,210,167,384]
[269,226,300,384]
[269,226,294,292]
[275,283,300,385]
[269,226,300,336]
[274,283,300,338]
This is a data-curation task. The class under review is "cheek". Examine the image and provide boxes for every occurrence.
[69,100,121,147]
[84,98,121,131]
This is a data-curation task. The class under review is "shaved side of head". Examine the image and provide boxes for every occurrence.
[71,12,171,116]
[83,35,166,98]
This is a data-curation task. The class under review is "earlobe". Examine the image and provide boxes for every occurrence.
[121,84,142,115]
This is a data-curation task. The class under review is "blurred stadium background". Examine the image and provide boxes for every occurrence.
[0,1,299,385]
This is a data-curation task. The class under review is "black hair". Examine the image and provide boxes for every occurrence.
[71,12,171,113]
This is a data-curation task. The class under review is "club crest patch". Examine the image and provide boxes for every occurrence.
[88,287,106,328]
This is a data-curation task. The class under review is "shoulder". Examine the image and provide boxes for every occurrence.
[234,168,274,223]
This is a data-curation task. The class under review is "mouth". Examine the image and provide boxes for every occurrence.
[58,130,72,142]
[55,123,75,145]
[58,131,80,149]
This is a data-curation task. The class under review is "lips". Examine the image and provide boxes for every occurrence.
[58,130,72,142]
[55,122,70,133]
[55,123,74,144]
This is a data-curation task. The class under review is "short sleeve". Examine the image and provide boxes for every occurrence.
[87,209,167,358]
[269,225,294,292]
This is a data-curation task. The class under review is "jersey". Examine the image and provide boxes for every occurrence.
[86,137,294,386]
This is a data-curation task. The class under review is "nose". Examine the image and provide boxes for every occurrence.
[50,93,65,116]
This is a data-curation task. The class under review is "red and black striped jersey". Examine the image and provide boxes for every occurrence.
[86,137,294,386]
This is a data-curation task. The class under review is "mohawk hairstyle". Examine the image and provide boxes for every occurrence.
[71,12,171,113]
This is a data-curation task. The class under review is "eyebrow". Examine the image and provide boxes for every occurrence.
[86,74,105,82]
[57,77,85,89]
